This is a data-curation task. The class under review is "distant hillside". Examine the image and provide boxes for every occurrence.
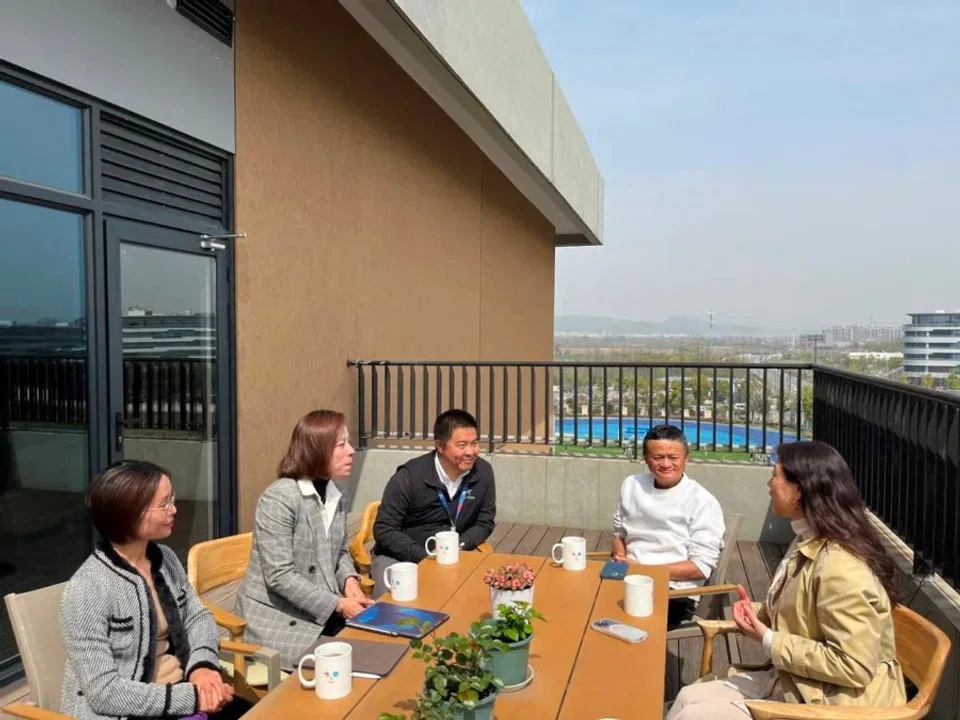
[554,314,772,337]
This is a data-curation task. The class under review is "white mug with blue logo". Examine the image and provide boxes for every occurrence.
[298,641,352,700]
[425,530,460,565]
[552,535,587,571]
[383,561,418,602]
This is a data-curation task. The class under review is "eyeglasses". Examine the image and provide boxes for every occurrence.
[150,495,177,513]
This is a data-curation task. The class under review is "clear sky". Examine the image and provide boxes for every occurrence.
[523,1,960,331]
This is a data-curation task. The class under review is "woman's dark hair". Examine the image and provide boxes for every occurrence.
[642,424,690,457]
[277,409,345,479]
[776,441,899,604]
[88,459,171,543]
[433,409,479,444]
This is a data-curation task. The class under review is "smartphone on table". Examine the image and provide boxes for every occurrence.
[590,617,648,644]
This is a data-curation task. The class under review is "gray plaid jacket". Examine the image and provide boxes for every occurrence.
[234,478,357,669]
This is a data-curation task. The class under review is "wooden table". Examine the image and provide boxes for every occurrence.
[242,553,668,719]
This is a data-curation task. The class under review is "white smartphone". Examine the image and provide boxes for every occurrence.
[590,617,648,644]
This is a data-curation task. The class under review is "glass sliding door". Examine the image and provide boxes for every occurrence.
[105,219,230,562]
[0,199,91,669]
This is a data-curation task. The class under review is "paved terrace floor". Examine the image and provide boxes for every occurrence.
[0,515,788,715]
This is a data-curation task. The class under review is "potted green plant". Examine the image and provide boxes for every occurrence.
[379,625,506,720]
[482,601,545,687]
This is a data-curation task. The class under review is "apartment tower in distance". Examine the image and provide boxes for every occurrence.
[902,311,960,384]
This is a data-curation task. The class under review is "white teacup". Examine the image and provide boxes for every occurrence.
[383,561,418,602]
[551,535,587,571]
[624,574,654,618]
[425,530,460,565]
[298,641,352,700]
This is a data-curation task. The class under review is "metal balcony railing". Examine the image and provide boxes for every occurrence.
[347,360,813,456]
[349,359,960,592]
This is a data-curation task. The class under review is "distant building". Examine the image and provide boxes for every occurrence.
[0,313,215,359]
[822,324,902,346]
[902,312,960,383]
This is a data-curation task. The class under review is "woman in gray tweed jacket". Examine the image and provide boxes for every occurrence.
[60,460,250,720]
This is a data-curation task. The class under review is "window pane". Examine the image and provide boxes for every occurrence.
[0,80,83,192]
[0,198,89,671]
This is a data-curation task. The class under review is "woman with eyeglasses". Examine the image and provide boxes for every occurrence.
[59,459,250,720]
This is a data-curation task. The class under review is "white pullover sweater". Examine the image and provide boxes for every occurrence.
[613,472,725,592]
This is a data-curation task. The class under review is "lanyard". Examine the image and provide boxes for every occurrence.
[437,486,466,531]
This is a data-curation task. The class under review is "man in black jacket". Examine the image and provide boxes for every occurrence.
[371,409,496,597]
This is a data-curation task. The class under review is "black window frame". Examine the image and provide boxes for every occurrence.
[0,60,237,685]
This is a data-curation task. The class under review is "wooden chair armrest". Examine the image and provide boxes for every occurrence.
[2,704,72,720]
[220,638,262,655]
[219,640,283,691]
[350,542,372,571]
[205,601,246,638]
[360,576,375,597]
[669,583,739,600]
[745,701,917,720]
[696,615,743,679]
[696,617,741,635]
[477,542,493,554]
[585,551,611,559]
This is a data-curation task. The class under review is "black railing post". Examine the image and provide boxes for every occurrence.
[762,367,768,453]
[711,367,718,452]
[617,366,623,449]
[371,364,379,438]
[680,366,686,435]
[396,365,404,439]
[602,366,608,447]
[587,366,594,446]
[356,363,367,449]
[409,365,417,439]
[421,366,429,439]
[745,370,751,452]
[488,366,495,453]
[502,366,508,444]
[573,367,579,446]
[632,367,639,459]
[695,370,702,451]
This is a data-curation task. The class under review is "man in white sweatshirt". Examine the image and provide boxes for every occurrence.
[612,424,725,629]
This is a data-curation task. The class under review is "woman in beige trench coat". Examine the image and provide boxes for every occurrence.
[668,441,906,719]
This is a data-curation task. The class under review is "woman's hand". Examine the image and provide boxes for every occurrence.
[189,667,233,713]
[339,595,376,619]
[732,584,769,643]
[344,576,366,601]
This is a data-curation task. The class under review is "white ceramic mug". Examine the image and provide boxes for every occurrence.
[383,561,418,602]
[297,641,352,700]
[425,530,460,565]
[551,535,587,571]
[624,574,654,618]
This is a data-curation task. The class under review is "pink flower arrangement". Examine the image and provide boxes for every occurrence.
[483,562,536,591]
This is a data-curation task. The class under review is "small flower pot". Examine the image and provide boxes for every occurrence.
[488,632,533,687]
[451,689,497,720]
[489,585,534,619]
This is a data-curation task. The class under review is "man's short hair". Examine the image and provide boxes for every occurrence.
[642,424,690,456]
[88,459,170,543]
[434,409,479,444]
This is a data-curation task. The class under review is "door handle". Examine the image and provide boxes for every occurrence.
[115,411,124,452]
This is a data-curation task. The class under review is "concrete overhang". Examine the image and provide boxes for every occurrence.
[339,0,604,247]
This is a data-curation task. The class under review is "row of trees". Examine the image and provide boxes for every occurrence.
[555,367,813,432]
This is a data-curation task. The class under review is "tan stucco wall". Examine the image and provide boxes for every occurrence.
[234,0,555,530]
